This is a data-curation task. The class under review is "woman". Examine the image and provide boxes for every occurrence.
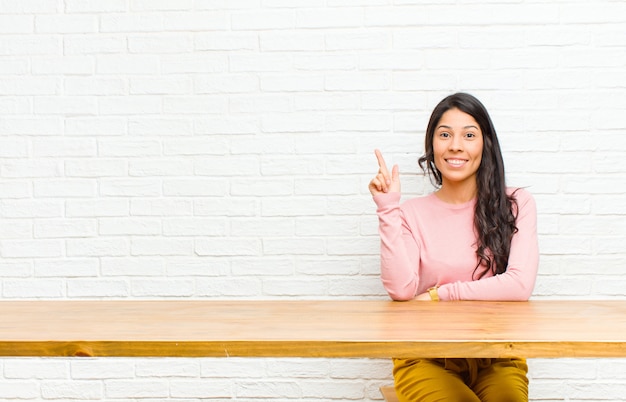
[369,93,539,402]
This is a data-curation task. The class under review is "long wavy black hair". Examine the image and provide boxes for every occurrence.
[418,93,518,279]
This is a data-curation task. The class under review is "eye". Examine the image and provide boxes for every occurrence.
[465,132,476,139]
[439,132,450,138]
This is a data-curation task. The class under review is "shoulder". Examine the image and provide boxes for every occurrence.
[507,187,537,215]
[507,187,534,203]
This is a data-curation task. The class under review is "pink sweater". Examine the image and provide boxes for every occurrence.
[373,188,539,301]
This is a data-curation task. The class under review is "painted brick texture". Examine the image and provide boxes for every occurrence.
[0,0,625,400]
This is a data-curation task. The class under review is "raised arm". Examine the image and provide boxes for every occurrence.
[370,150,421,300]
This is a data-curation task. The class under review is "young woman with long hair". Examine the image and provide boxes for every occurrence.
[369,93,539,401]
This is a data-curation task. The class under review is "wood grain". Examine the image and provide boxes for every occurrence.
[0,300,625,358]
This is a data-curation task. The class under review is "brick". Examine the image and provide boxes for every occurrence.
[129,159,194,176]
[35,15,98,34]
[161,53,228,73]
[99,218,161,236]
[99,14,164,32]
[262,238,326,255]
[164,11,231,31]
[98,140,161,157]
[3,279,64,298]
[130,0,192,11]
[63,35,127,54]
[0,382,40,399]
[232,10,295,30]
[67,279,129,297]
[0,0,57,13]
[296,7,362,28]
[65,199,129,218]
[98,96,162,115]
[261,197,326,217]
[130,237,193,256]
[230,178,293,196]
[0,15,33,34]
[136,359,200,377]
[128,34,193,53]
[41,381,102,399]
[131,278,195,297]
[0,35,60,56]
[104,380,168,398]
[65,117,127,135]
[3,359,69,379]
[0,262,32,278]
[130,76,192,95]
[230,218,294,237]
[162,218,227,236]
[66,238,129,257]
[96,55,160,74]
[131,198,194,216]
[201,358,266,377]
[34,219,97,239]
[71,360,134,379]
[65,0,127,13]
[1,239,63,258]
[236,381,301,398]
[170,380,231,398]
[261,32,325,51]
[34,258,99,278]
[163,179,228,196]
[163,95,228,114]
[166,257,229,277]
[195,32,258,51]
[195,277,262,297]
[231,257,294,276]
[195,238,261,257]
[0,181,32,198]
[101,257,165,277]
[260,74,324,92]
[229,54,292,73]
[100,179,162,197]
[229,94,291,113]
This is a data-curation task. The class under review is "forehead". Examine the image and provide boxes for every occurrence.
[437,108,480,129]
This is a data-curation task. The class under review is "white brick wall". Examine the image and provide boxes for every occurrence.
[0,0,625,400]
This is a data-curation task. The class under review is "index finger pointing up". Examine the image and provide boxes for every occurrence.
[374,149,389,173]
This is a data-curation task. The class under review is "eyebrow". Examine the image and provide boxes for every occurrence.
[437,125,479,130]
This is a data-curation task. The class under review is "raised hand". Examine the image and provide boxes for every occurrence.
[368,149,400,196]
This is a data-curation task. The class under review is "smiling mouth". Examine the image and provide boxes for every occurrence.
[445,158,468,167]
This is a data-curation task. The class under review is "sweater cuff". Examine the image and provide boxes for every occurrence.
[373,192,401,209]
[436,284,452,301]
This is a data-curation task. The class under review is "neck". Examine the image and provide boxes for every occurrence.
[436,180,477,204]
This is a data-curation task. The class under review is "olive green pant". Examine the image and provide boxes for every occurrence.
[393,358,529,402]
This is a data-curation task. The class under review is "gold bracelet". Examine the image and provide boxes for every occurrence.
[427,286,440,301]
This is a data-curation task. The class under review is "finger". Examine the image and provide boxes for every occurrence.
[374,149,391,185]
[374,149,389,174]
[374,174,387,193]
[369,177,383,194]
[391,164,399,182]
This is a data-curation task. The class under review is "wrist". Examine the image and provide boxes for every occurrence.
[428,286,440,301]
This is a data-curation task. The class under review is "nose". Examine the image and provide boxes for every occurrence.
[449,135,463,151]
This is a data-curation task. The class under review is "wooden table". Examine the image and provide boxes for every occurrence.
[0,300,625,358]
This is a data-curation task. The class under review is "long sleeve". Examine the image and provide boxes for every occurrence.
[437,189,539,301]
[374,188,539,302]
[373,192,421,301]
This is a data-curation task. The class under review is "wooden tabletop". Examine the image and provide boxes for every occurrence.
[0,300,625,358]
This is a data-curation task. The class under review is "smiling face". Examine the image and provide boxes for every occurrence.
[432,107,484,192]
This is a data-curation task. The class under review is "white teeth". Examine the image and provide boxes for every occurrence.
[447,159,466,166]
